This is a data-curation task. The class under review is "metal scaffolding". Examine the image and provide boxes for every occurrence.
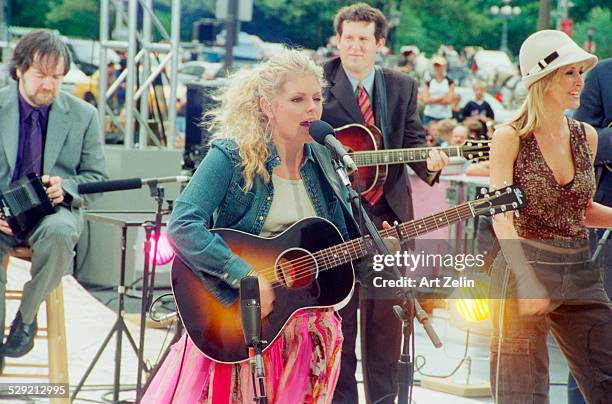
[99,0,181,150]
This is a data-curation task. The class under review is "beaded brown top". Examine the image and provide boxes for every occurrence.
[513,118,595,241]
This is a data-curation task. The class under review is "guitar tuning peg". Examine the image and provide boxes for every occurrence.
[495,191,501,197]
[489,208,496,216]
[492,184,497,191]
[514,211,520,218]
[500,205,507,212]
[512,202,518,209]
[480,188,488,195]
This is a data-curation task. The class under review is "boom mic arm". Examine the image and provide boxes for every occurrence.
[78,176,190,194]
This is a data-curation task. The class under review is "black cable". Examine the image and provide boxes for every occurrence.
[170,334,189,402]
[148,292,175,322]
[414,353,466,379]
[352,166,366,245]
[153,318,178,365]
[414,322,469,379]
[101,387,137,404]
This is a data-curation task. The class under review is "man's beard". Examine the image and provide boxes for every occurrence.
[21,78,57,108]
[27,90,56,108]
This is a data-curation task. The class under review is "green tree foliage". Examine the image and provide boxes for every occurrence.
[156,0,216,43]
[247,0,358,49]
[573,7,612,58]
[8,0,610,60]
[45,0,98,39]
[8,0,55,28]
[396,0,500,55]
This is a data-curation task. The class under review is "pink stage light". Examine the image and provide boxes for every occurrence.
[148,231,175,265]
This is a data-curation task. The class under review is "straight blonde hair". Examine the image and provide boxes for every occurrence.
[503,68,563,137]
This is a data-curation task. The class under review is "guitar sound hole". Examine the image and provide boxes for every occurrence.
[275,248,317,289]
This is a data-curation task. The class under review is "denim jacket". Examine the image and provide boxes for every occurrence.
[168,139,357,305]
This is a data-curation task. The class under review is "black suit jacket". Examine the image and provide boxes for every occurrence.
[322,57,436,222]
[574,58,612,207]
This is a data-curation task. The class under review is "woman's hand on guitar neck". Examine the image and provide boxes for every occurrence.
[382,221,401,254]
[258,275,275,319]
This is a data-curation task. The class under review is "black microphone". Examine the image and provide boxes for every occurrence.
[309,120,357,170]
[240,276,268,403]
[240,276,262,347]
[78,176,190,194]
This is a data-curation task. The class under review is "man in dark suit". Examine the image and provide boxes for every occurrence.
[569,58,612,404]
[322,4,448,403]
[0,30,108,370]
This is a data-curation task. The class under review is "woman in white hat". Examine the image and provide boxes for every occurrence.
[488,30,612,402]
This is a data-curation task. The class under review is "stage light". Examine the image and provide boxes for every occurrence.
[149,231,175,266]
[454,280,490,323]
[421,277,492,397]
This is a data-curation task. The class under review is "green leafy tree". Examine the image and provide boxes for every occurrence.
[573,7,612,58]
[10,0,610,60]
[8,0,55,28]
[156,0,216,42]
[46,0,98,38]
[248,0,354,49]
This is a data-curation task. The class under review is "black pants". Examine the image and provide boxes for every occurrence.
[490,243,612,403]
[333,198,405,404]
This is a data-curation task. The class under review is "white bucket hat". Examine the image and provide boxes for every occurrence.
[519,30,597,89]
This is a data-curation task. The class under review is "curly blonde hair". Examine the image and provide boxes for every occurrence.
[502,68,564,137]
[206,48,325,191]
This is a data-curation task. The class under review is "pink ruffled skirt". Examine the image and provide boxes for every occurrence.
[142,308,343,403]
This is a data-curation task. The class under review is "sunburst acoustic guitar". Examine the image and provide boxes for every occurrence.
[171,185,524,364]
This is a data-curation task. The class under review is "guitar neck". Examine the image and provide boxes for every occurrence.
[352,146,463,167]
[316,201,476,269]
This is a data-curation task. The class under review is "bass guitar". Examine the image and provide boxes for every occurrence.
[172,185,524,363]
[335,123,490,203]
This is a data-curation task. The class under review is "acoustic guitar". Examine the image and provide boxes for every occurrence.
[335,123,490,203]
[171,185,524,364]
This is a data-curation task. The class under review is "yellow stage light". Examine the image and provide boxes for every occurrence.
[454,280,490,322]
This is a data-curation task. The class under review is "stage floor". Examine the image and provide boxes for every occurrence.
[1,257,570,403]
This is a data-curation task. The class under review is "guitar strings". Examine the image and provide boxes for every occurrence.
[248,203,479,289]
[263,189,515,288]
[351,142,490,157]
[265,204,476,288]
[258,203,476,287]
[278,192,517,286]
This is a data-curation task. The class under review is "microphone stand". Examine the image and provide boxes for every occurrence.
[249,341,268,404]
[136,184,172,402]
[332,160,441,404]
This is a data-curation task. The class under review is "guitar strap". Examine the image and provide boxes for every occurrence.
[374,66,390,146]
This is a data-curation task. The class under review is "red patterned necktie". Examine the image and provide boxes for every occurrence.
[357,82,375,126]
[357,83,383,205]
